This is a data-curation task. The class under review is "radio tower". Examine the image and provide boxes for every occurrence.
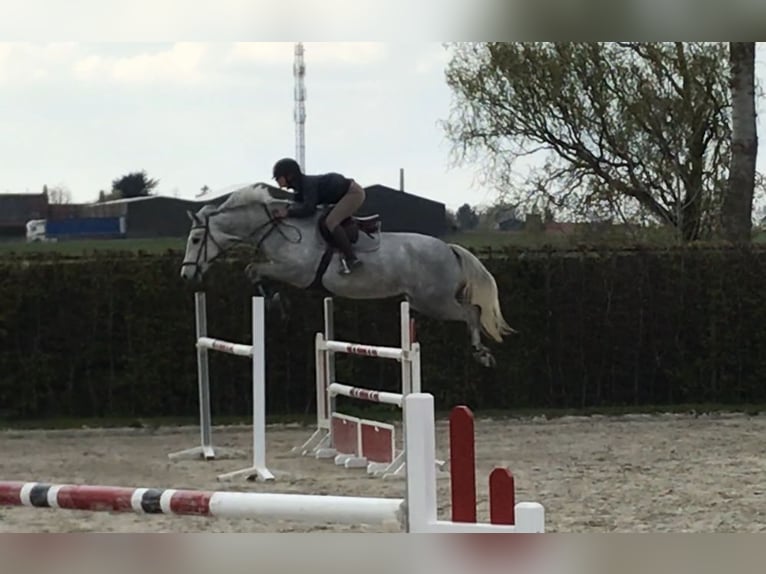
[294,42,306,170]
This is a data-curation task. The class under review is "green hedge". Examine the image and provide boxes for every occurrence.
[2,245,766,422]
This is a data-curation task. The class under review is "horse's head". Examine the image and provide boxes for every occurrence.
[180,182,287,282]
[180,204,223,282]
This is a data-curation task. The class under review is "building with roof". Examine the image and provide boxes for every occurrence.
[97,182,450,239]
[1,179,449,241]
[358,184,448,237]
[0,193,48,239]
[80,195,203,238]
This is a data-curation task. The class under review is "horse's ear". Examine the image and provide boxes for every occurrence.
[187,210,200,224]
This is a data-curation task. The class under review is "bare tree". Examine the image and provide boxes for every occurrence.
[721,42,759,244]
[43,184,72,204]
[443,42,731,242]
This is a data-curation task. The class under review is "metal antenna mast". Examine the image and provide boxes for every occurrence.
[294,42,306,170]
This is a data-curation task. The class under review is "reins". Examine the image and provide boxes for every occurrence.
[181,203,303,277]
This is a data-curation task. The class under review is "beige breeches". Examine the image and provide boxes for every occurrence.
[325,180,366,231]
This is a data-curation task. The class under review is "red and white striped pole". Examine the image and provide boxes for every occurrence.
[0,481,404,526]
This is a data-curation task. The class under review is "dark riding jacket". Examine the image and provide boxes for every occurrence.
[286,173,352,218]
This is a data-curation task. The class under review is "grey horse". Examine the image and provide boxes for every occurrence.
[180,183,514,367]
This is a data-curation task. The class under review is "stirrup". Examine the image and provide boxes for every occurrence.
[338,257,361,275]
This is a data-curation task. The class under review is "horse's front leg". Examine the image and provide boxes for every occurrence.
[244,261,296,318]
[245,262,268,294]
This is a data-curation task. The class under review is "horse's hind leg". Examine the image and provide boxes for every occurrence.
[406,296,496,368]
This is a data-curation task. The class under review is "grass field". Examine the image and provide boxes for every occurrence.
[2,227,763,259]
[0,230,605,258]
[0,237,187,257]
[0,233,515,258]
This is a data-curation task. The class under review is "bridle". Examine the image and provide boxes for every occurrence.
[180,214,223,279]
[181,204,302,278]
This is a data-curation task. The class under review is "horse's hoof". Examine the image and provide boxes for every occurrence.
[264,293,280,311]
[244,264,258,282]
[270,293,290,320]
[472,349,496,368]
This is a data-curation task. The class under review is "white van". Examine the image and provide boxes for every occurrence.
[25,219,48,242]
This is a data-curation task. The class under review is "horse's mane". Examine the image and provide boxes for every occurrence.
[210,182,288,213]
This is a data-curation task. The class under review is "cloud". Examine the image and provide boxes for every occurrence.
[2,41,393,89]
[72,43,211,85]
[225,42,388,67]
[72,54,104,80]
[0,42,79,85]
[0,42,213,87]
[109,43,209,84]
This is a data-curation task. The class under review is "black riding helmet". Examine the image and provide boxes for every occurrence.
[272,158,302,181]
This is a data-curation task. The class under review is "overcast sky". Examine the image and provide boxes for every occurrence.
[0,42,501,211]
[2,41,765,213]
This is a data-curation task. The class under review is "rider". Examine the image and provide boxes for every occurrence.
[271,157,365,274]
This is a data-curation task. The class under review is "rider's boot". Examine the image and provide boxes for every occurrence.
[331,225,362,275]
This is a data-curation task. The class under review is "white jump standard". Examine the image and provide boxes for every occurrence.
[294,297,439,478]
[168,292,274,482]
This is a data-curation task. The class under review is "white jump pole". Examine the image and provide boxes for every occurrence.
[294,297,440,479]
[168,293,274,482]
[168,291,216,461]
[216,295,274,482]
[289,297,335,456]
[302,298,415,462]
[327,382,405,407]
[0,481,404,527]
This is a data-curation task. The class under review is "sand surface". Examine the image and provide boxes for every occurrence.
[2,412,765,532]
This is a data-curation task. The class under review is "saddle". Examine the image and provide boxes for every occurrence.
[318,211,381,246]
[308,210,382,291]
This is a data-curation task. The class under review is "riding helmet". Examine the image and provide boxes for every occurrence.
[272,158,302,180]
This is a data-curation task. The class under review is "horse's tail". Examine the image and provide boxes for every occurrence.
[449,243,516,342]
